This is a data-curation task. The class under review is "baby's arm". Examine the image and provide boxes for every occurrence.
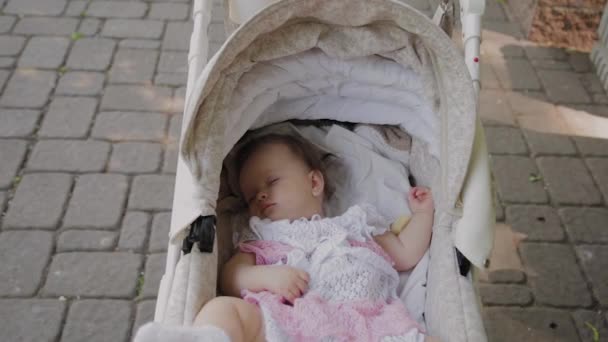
[374,187,434,272]
[220,251,267,297]
[221,250,310,303]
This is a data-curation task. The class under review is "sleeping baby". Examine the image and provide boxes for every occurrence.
[191,133,438,342]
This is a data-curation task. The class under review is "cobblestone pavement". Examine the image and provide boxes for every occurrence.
[0,0,606,341]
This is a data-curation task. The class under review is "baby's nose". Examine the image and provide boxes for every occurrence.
[256,191,268,201]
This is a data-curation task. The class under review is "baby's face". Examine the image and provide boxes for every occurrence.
[239,142,324,221]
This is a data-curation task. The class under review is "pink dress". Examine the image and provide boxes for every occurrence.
[238,205,425,342]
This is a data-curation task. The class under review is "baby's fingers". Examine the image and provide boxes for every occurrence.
[297,270,310,283]
[295,278,309,295]
[285,287,301,304]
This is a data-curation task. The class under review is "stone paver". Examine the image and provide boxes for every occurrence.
[537,157,603,205]
[0,191,6,213]
[168,114,182,142]
[158,51,188,73]
[18,37,70,69]
[0,231,54,296]
[66,38,116,71]
[38,96,97,138]
[484,126,528,155]
[3,173,72,229]
[109,142,162,173]
[4,0,66,16]
[65,1,87,16]
[0,16,16,33]
[87,1,148,18]
[521,129,577,156]
[0,299,66,342]
[63,174,128,229]
[0,69,8,89]
[79,18,102,36]
[61,300,132,342]
[573,136,608,156]
[149,3,189,20]
[523,46,568,60]
[129,175,175,210]
[483,307,580,342]
[120,39,162,49]
[479,89,516,126]
[478,284,533,306]
[56,72,105,95]
[0,57,15,68]
[487,269,526,284]
[102,19,164,39]
[0,69,56,108]
[575,245,608,306]
[149,212,170,252]
[586,158,608,202]
[559,207,608,244]
[0,35,25,56]
[0,139,27,189]
[109,49,159,84]
[492,58,541,90]
[101,85,173,112]
[27,140,110,172]
[155,72,187,86]
[580,73,605,94]
[537,70,592,104]
[572,310,608,342]
[162,22,193,50]
[505,205,565,241]
[163,143,178,173]
[0,109,40,137]
[57,230,118,252]
[490,156,549,204]
[133,300,157,333]
[43,252,142,297]
[13,17,79,36]
[530,59,571,70]
[91,111,168,141]
[142,253,167,298]
[520,243,592,307]
[569,52,593,73]
[118,211,150,252]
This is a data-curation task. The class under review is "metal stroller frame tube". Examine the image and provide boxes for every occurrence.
[460,0,484,93]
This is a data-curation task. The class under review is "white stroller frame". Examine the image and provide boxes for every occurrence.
[156,0,493,341]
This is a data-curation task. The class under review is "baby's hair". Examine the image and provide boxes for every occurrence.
[235,133,333,199]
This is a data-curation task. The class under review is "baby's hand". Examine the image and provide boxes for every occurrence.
[408,187,434,214]
[262,265,309,304]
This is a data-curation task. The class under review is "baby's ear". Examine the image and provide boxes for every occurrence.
[309,170,325,197]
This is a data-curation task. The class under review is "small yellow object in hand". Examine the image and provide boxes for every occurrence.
[390,215,411,235]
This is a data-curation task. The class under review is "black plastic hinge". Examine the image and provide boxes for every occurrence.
[456,248,471,276]
[182,215,216,255]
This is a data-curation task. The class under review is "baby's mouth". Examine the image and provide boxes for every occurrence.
[261,203,276,213]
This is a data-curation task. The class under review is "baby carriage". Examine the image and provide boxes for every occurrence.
[147,0,495,341]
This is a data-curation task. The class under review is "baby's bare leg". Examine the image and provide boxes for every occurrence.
[194,296,264,342]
